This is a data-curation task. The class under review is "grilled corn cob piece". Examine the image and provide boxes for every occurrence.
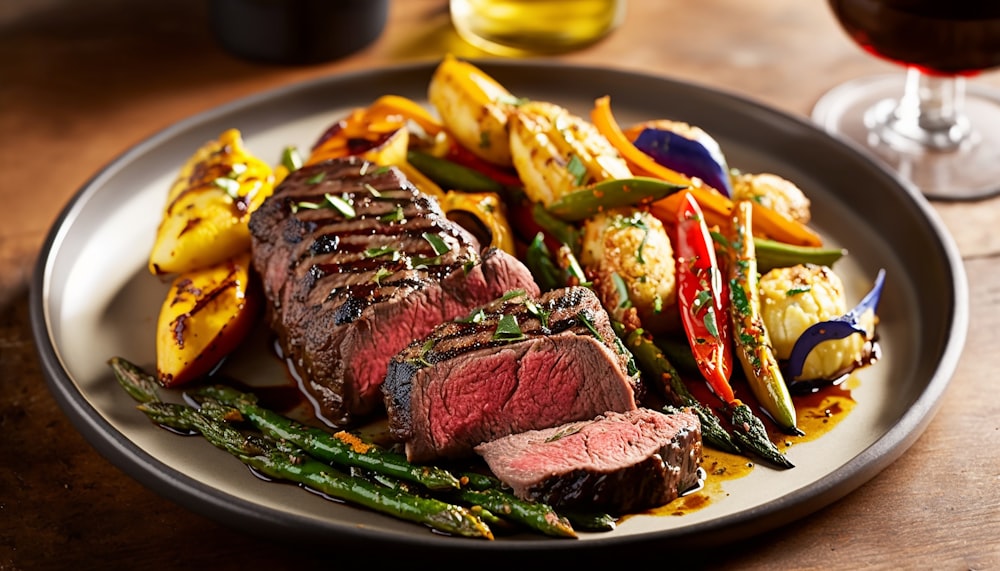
[427,54,519,167]
[731,172,812,225]
[759,263,874,381]
[509,100,633,207]
[580,208,677,334]
[149,129,274,276]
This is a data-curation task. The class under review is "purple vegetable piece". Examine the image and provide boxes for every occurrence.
[784,268,886,382]
[632,127,733,197]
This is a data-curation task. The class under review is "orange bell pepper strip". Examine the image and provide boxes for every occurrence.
[591,96,696,189]
[592,96,823,247]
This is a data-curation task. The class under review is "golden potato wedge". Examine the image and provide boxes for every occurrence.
[148,129,274,276]
[427,54,519,167]
[155,252,260,387]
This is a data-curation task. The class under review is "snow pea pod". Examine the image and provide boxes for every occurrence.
[545,176,686,222]
[406,149,507,194]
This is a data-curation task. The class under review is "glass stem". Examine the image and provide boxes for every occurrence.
[882,67,972,152]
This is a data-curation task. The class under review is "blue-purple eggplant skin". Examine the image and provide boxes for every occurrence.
[632,127,733,197]
[784,268,886,385]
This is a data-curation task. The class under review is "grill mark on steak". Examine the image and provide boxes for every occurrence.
[249,156,539,426]
[382,286,642,463]
[474,408,703,515]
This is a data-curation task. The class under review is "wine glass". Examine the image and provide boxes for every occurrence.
[812,1,1000,201]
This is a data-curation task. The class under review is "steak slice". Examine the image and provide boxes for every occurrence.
[249,156,539,426]
[474,408,703,514]
[382,286,642,463]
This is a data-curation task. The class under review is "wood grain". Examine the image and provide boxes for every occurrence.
[2,0,998,568]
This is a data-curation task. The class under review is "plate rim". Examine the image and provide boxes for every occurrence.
[28,58,970,553]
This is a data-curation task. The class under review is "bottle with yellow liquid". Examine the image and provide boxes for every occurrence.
[450,0,626,56]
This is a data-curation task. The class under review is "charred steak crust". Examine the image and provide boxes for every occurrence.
[382,286,643,463]
[249,156,539,426]
[474,408,703,514]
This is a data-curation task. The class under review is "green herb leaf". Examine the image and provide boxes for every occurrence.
[364,246,400,260]
[213,177,241,199]
[545,423,584,442]
[456,308,486,324]
[325,193,356,218]
[524,299,551,329]
[610,272,633,309]
[371,267,393,286]
[786,286,812,296]
[492,314,525,342]
[380,205,405,223]
[281,146,303,173]
[306,171,326,185]
[422,232,451,256]
[566,154,588,187]
[576,310,604,342]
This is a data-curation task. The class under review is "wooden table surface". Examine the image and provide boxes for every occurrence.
[3,0,998,568]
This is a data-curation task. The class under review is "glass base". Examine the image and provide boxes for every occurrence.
[812,73,1000,201]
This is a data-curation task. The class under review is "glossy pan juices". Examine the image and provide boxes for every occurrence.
[450,0,625,56]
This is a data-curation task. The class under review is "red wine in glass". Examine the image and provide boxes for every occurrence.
[830,1,1000,76]
[813,1,1000,200]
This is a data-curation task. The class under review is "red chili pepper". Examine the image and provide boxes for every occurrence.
[675,190,735,404]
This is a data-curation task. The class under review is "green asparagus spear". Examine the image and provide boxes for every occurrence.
[647,337,795,469]
[450,488,577,539]
[727,402,795,470]
[454,471,614,533]
[194,385,463,491]
[108,356,161,404]
[136,401,494,539]
[622,327,741,455]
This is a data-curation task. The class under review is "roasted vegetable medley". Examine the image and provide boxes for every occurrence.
[115,55,885,540]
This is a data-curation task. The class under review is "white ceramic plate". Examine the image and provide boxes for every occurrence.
[30,60,968,555]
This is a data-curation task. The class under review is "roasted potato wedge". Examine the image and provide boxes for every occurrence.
[155,252,260,387]
[148,129,274,276]
[428,54,519,167]
[509,100,632,207]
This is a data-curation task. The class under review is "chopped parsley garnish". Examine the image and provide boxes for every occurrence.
[610,272,633,309]
[422,232,451,256]
[576,311,604,342]
[410,339,437,367]
[325,193,356,218]
[500,289,527,303]
[371,267,393,286]
[492,314,525,342]
[524,299,550,329]
[213,177,241,199]
[380,205,405,223]
[456,308,487,324]
[787,286,812,296]
[281,146,302,173]
[566,154,588,186]
[545,423,584,442]
[364,246,400,260]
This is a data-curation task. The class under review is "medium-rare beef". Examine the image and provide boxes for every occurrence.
[382,286,642,463]
[474,408,703,514]
[249,156,539,426]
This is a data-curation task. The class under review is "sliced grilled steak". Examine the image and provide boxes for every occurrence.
[382,286,642,463]
[474,408,703,514]
[249,156,539,426]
